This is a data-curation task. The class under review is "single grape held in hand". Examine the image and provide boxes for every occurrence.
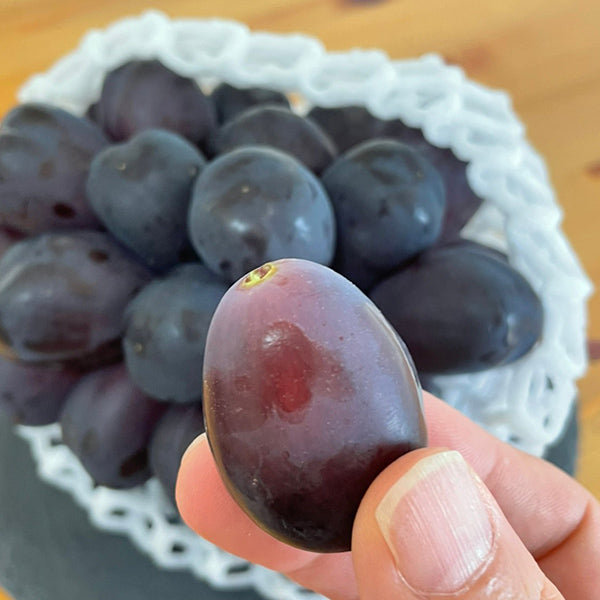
[203,258,427,552]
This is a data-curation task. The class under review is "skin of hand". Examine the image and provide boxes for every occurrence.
[176,392,600,599]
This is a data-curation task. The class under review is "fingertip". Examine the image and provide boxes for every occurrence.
[175,431,213,531]
[182,431,208,464]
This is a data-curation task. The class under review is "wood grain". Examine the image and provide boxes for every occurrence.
[0,1,599,597]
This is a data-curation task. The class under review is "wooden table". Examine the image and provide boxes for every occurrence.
[0,1,599,598]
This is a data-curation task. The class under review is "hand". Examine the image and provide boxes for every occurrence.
[176,393,600,599]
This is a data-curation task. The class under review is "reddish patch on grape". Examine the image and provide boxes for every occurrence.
[260,321,315,416]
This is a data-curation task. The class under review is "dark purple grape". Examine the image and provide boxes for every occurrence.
[0,356,79,425]
[307,105,404,154]
[87,129,206,271]
[211,83,290,124]
[370,244,544,374]
[188,146,336,282]
[388,126,484,242]
[123,263,228,402]
[321,139,446,290]
[367,129,479,239]
[203,259,426,552]
[149,404,205,503]
[0,103,108,235]
[0,231,151,363]
[93,60,216,145]
[210,105,337,173]
[308,106,482,240]
[60,364,166,489]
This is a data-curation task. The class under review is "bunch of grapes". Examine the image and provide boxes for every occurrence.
[0,59,543,506]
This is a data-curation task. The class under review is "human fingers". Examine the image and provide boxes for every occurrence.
[353,447,565,599]
[177,395,600,598]
[424,393,600,598]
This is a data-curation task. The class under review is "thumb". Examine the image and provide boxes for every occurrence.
[352,448,563,599]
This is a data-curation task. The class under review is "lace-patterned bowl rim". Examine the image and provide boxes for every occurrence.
[14,10,593,600]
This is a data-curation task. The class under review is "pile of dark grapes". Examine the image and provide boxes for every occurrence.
[0,59,544,503]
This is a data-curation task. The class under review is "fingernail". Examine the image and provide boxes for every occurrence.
[181,432,207,465]
[375,451,495,594]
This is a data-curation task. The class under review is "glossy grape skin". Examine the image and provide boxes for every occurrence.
[370,244,544,374]
[210,105,337,173]
[321,139,446,291]
[0,356,79,426]
[188,146,336,282]
[211,83,290,124]
[123,263,228,402]
[0,231,151,363]
[308,106,482,240]
[60,364,166,489]
[203,258,426,552]
[149,404,205,503]
[389,125,483,243]
[93,60,216,145]
[0,103,108,234]
[87,130,206,271]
